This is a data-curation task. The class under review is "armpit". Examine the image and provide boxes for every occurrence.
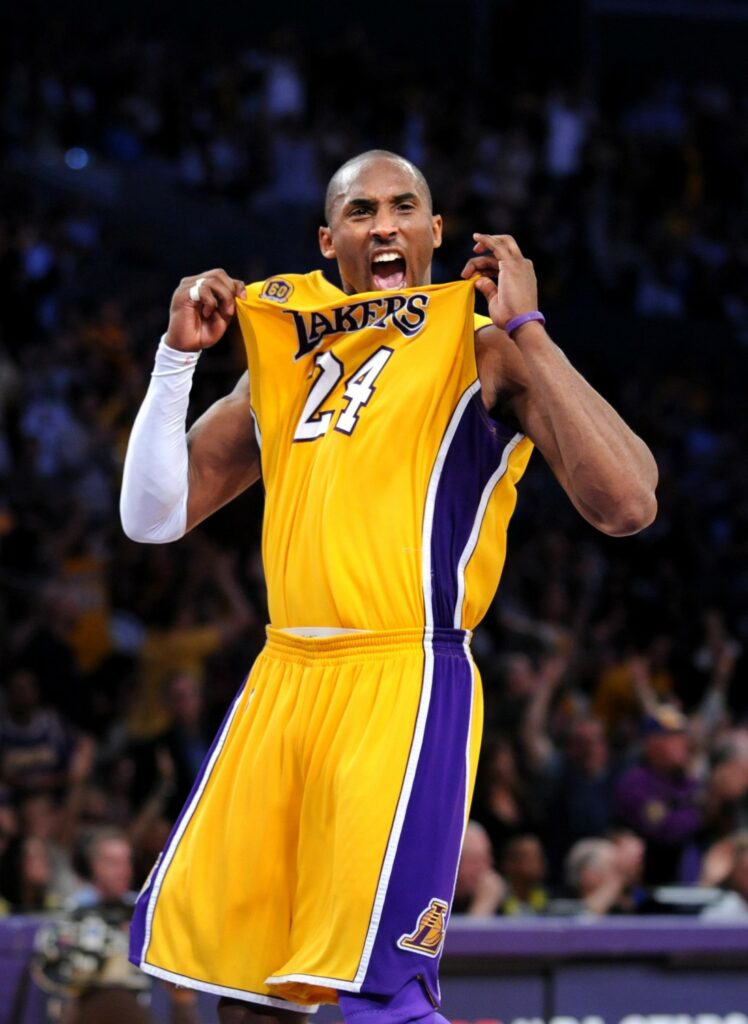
[475,324,529,427]
[487,391,524,434]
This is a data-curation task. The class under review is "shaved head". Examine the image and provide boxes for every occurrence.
[318,149,442,294]
[324,150,432,224]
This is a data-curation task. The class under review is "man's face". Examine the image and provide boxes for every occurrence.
[456,826,493,896]
[91,837,133,901]
[319,157,442,295]
[645,731,689,774]
[567,720,608,775]
[503,838,546,886]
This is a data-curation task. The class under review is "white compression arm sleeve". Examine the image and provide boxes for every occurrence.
[120,338,201,543]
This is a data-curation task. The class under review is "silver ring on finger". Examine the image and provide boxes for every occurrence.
[189,277,207,303]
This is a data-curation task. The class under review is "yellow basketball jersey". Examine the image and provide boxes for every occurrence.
[235,272,532,632]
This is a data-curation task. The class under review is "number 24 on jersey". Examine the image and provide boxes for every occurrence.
[294,346,393,442]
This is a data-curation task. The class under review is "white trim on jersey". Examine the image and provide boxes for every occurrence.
[250,406,262,449]
[452,431,524,629]
[422,380,482,628]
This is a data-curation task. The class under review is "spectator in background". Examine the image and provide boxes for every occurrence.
[615,705,703,884]
[564,833,646,915]
[10,583,84,723]
[472,735,543,864]
[0,789,17,854]
[8,736,98,907]
[499,835,549,916]
[0,667,75,797]
[544,86,592,180]
[127,546,253,740]
[54,827,200,1024]
[0,834,55,912]
[700,736,748,842]
[70,827,136,908]
[593,645,675,749]
[488,653,539,736]
[130,671,210,819]
[543,716,620,884]
[516,651,620,883]
[701,832,748,919]
[564,838,620,914]
[452,821,505,917]
[689,610,740,756]
[609,827,646,906]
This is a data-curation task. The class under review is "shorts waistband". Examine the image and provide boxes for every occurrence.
[264,626,472,663]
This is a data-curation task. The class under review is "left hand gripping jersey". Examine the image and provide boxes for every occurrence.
[235,272,533,632]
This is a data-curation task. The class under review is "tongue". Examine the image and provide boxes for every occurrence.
[372,259,406,290]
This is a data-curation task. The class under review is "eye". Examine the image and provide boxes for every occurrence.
[398,202,415,212]
[349,206,371,217]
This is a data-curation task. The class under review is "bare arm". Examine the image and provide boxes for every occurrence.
[520,655,566,772]
[465,235,658,537]
[185,370,261,531]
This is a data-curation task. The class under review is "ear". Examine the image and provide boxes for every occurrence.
[319,225,336,260]
[432,214,443,250]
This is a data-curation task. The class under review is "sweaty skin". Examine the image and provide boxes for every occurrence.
[166,154,656,540]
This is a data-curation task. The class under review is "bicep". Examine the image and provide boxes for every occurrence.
[185,371,261,531]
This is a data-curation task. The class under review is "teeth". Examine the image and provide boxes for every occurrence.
[373,253,401,263]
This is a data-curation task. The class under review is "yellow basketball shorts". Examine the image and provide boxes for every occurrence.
[129,627,482,1013]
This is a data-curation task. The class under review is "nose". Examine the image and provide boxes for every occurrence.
[370,211,397,241]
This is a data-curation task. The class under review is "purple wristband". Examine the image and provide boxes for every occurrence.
[504,311,546,337]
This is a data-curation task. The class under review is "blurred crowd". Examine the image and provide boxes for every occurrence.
[1,20,748,931]
[4,24,748,331]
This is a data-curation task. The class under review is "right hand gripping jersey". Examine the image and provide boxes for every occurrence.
[235,271,533,633]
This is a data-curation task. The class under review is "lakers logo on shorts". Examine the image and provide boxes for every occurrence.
[397,898,449,957]
[260,278,294,303]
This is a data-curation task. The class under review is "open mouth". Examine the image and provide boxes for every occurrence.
[371,252,407,291]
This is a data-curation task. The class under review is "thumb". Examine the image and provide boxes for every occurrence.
[473,275,498,303]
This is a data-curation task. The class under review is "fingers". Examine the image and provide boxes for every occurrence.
[463,234,527,280]
[472,233,523,260]
[460,255,499,280]
[181,269,246,319]
[472,275,498,303]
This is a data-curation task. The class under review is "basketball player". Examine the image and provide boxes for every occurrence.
[120,151,657,1024]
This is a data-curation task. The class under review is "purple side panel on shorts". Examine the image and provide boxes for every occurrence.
[360,634,473,1001]
[429,395,516,628]
[129,678,248,966]
[339,976,449,1024]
